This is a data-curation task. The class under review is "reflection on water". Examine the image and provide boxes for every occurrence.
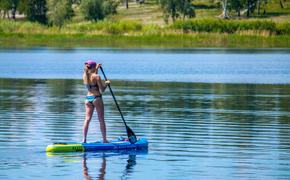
[45,150,143,180]
[0,79,290,179]
[82,152,138,180]
[82,154,106,180]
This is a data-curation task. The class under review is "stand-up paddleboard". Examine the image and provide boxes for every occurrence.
[46,137,148,153]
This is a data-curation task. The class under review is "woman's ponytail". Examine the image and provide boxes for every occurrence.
[83,67,91,85]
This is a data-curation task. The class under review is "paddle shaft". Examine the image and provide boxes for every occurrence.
[99,67,128,127]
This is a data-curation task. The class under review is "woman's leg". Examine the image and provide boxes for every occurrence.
[83,101,94,143]
[94,98,108,143]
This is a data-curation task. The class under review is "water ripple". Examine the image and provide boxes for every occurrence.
[0,79,290,179]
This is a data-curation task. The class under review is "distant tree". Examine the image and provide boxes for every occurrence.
[160,0,195,23]
[18,0,29,14]
[261,0,268,15]
[10,0,19,19]
[180,0,195,19]
[103,0,119,15]
[0,0,12,18]
[47,0,74,27]
[220,0,229,18]
[126,0,128,9]
[25,0,47,24]
[255,0,268,15]
[80,0,119,21]
[279,0,284,8]
[220,0,270,18]
[228,0,246,17]
[80,0,105,21]
[257,0,261,14]
[244,0,259,17]
[219,0,245,18]
[0,0,19,19]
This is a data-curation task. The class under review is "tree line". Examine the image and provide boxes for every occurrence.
[160,0,287,22]
[0,0,287,27]
[219,0,286,18]
[0,0,119,27]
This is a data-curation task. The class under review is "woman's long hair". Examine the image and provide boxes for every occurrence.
[83,67,96,85]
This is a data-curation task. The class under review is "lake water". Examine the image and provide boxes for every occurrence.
[0,48,290,179]
[0,48,290,83]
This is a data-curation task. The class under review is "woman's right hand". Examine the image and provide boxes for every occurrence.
[105,80,111,85]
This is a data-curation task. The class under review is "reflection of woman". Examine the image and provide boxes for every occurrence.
[82,60,110,143]
[83,154,106,180]
[99,156,106,180]
[82,153,136,180]
[82,156,90,180]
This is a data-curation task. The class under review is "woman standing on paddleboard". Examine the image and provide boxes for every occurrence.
[83,60,110,143]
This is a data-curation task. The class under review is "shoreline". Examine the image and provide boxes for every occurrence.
[1,33,290,49]
[1,77,290,86]
[0,45,289,52]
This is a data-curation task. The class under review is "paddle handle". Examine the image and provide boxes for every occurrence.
[99,66,128,127]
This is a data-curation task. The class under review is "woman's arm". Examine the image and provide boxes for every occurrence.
[95,75,110,93]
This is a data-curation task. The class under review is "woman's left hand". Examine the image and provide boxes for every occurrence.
[96,63,102,69]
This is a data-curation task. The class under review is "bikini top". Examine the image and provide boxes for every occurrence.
[85,83,98,91]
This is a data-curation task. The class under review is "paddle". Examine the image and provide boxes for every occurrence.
[99,66,137,144]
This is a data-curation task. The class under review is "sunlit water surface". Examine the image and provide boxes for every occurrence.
[0,79,289,179]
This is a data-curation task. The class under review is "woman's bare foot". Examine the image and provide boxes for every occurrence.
[103,139,109,143]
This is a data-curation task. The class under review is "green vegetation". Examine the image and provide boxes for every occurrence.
[1,30,289,48]
[80,0,106,21]
[0,0,290,48]
[47,0,74,27]
[25,0,48,24]
[172,18,290,35]
[160,0,195,23]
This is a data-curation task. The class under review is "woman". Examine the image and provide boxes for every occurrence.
[83,60,110,143]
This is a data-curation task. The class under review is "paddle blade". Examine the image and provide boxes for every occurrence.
[126,126,137,144]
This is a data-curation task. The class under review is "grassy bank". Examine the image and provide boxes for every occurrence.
[1,32,289,49]
[172,19,290,35]
[1,18,289,35]
[0,18,289,48]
